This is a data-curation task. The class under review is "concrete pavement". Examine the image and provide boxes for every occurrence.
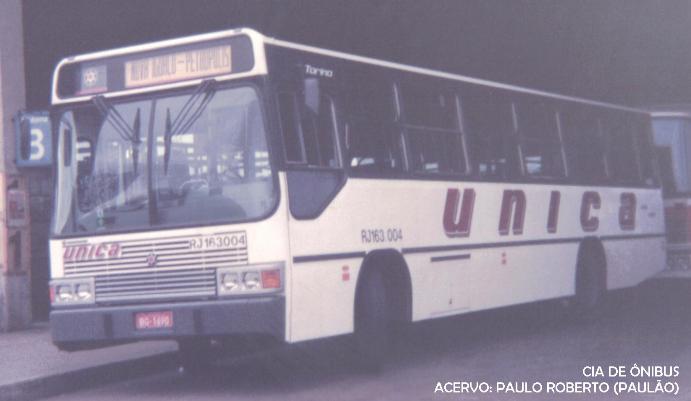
[1,281,688,401]
[38,280,691,401]
[0,323,177,401]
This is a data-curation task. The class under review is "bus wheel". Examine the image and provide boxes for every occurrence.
[177,339,216,377]
[353,269,390,371]
[573,244,606,320]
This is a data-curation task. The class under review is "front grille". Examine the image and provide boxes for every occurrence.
[95,268,217,302]
[62,231,248,302]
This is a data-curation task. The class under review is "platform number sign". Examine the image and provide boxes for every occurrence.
[14,111,52,167]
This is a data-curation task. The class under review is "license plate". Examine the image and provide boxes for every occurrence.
[135,311,173,330]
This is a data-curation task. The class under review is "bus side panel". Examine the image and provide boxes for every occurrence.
[604,189,666,289]
[605,238,665,289]
[288,258,361,342]
[406,183,583,319]
[287,177,666,342]
[466,244,580,313]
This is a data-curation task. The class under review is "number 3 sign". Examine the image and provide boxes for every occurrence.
[14,111,52,167]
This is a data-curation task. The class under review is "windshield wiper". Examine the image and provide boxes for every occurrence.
[93,96,142,174]
[163,79,216,174]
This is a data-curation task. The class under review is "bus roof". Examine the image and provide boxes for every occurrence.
[265,35,646,115]
[53,27,647,115]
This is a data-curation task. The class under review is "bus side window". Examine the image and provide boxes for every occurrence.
[603,114,641,184]
[399,80,466,175]
[399,82,458,130]
[514,98,565,178]
[278,93,305,163]
[461,90,519,179]
[278,92,340,168]
[406,128,464,174]
[561,110,608,183]
[346,120,402,173]
[344,78,401,174]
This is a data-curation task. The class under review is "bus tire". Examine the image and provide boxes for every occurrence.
[177,339,215,377]
[353,269,389,371]
[573,241,606,320]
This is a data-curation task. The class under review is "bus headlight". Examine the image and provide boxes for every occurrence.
[220,272,241,291]
[50,278,96,306]
[242,271,261,290]
[75,283,93,301]
[55,284,73,302]
[216,263,283,296]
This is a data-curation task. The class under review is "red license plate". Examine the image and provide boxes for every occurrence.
[135,311,173,330]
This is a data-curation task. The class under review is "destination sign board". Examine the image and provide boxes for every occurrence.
[55,35,254,99]
[125,45,232,88]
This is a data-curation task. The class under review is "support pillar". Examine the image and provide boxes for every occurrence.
[0,0,32,331]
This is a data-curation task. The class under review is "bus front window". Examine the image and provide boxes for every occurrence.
[53,86,277,235]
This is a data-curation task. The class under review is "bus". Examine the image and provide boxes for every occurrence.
[651,109,691,277]
[49,28,666,370]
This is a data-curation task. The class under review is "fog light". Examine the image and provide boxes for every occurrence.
[243,271,261,289]
[220,272,240,291]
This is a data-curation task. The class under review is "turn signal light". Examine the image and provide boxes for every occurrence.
[261,269,281,289]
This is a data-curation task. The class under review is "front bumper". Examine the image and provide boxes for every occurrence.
[50,296,284,351]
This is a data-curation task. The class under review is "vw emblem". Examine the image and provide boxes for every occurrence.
[146,252,158,267]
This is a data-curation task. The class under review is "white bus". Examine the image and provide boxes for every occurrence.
[651,109,691,276]
[49,28,665,369]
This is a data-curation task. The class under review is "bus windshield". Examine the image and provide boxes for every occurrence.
[53,85,277,236]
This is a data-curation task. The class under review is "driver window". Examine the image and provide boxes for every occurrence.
[278,91,340,168]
